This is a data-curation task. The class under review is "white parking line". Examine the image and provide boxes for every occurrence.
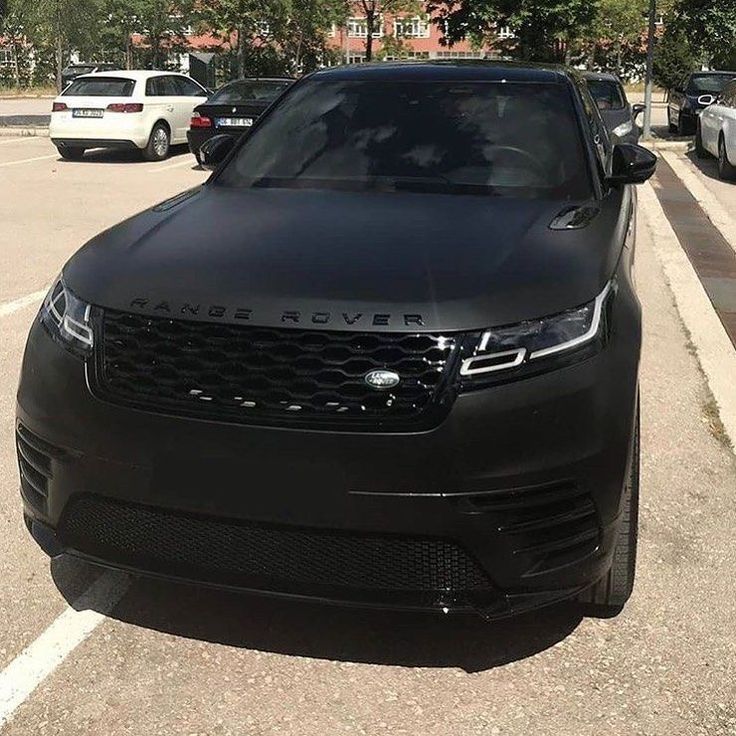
[0,154,57,168]
[0,289,47,319]
[0,571,130,729]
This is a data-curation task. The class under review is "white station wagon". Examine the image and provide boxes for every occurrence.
[50,70,209,161]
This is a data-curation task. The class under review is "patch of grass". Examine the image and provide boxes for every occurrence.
[0,86,57,98]
[703,397,733,450]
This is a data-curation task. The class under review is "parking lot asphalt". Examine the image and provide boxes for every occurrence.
[1,138,735,735]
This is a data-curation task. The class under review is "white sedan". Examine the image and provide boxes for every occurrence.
[49,70,209,161]
[696,79,736,180]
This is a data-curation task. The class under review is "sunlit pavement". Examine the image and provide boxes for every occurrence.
[0,137,735,735]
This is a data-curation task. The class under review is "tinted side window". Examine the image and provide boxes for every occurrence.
[578,79,611,174]
[723,82,736,107]
[158,76,180,96]
[174,76,206,96]
[145,77,160,96]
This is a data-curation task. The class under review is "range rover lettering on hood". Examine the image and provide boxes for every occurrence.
[128,298,425,328]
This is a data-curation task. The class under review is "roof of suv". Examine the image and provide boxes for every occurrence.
[74,70,187,81]
[309,61,571,84]
[582,71,622,83]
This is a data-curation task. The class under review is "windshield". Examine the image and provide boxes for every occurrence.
[587,79,626,110]
[210,80,291,104]
[217,79,592,199]
[62,77,135,97]
[688,74,736,94]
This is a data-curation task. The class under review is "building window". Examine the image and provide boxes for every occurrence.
[0,48,13,66]
[382,51,430,61]
[347,53,367,64]
[394,16,430,39]
[433,50,487,59]
[497,25,515,39]
[347,17,384,38]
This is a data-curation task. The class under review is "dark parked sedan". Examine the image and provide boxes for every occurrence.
[187,77,293,163]
[584,72,644,144]
[669,70,736,135]
[19,62,656,620]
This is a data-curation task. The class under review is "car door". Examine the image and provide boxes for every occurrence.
[144,75,176,138]
[721,83,736,159]
[699,86,724,154]
[669,75,688,124]
[170,76,208,143]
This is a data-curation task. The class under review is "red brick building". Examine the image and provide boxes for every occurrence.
[326,10,502,64]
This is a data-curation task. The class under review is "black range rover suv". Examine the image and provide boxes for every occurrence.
[17,62,656,619]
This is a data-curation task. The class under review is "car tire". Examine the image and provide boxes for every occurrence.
[143,122,171,162]
[718,136,736,181]
[57,146,85,161]
[695,123,709,159]
[577,403,640,614]
[677,113,691,137]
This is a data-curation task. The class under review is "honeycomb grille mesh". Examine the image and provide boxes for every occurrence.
[59,496,493,594]
[95,310,458,427]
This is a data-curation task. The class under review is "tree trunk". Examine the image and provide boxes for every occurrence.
[365,10,374,61]
[12,41,20,87]
[237,23,246,77]
[615,37,623,77]
[55,1,63,92]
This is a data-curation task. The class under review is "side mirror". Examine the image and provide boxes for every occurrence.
[199,134,235,171]
[698,94,716,107]
[608,144,657,185]
[632,103,646,120]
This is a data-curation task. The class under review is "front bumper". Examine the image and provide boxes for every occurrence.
[17,283,641,618]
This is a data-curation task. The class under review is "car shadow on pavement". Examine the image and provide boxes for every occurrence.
[56,144,192,165]
[51,556,583,673]
[684,150,723,183]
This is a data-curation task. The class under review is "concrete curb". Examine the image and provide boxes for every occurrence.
[642,139,692,152]
[641,181,736,451]
[0,127,49,138]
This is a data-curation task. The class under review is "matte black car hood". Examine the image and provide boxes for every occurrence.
[64,185,628,332]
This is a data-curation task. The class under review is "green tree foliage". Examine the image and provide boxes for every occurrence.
[270,0,347,73]
[431,0,599,62]
[357,0,418,61]
[653,23,699,91]
[670,0,736,69]
[590,0,647,75]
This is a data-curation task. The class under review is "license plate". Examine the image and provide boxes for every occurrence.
[216,117,253,128]
[72,108,104,118]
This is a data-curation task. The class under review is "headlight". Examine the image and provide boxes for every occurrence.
[460,282,613,379]
[40,276,94,356]
[612,120,634,138]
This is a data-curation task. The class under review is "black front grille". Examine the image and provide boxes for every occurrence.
[16,424,61,513]
[456,483,601,578]
[94,310,459,428]
[59,496,493,597]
